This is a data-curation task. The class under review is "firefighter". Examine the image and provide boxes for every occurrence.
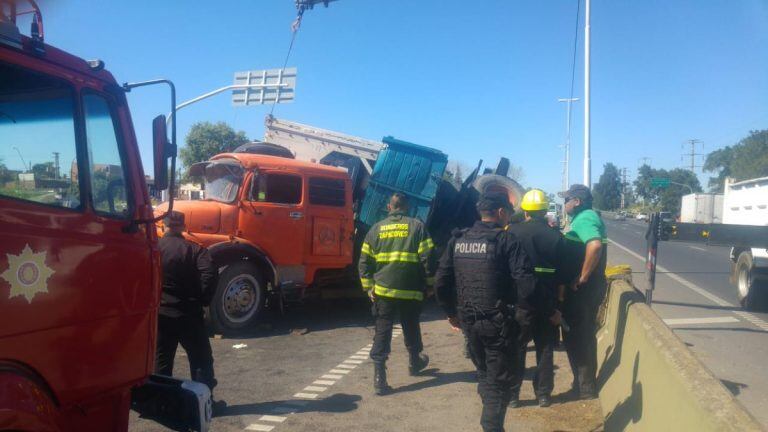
[435,192,536,432]
[358,193,435,395]
[558,184,608,400]
[156,211,219,396]
[506,189,576,408]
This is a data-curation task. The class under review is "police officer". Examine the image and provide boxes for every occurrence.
[358,193,434,395]
[156,211,219,395]
[435,192,536,432]
[506,189,576,408]
[558,184,608,400]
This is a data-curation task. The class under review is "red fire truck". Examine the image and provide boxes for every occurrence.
[0,2,208,430]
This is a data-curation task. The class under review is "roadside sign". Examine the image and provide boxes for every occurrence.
[232,68,296,106]
[651,177,670,188]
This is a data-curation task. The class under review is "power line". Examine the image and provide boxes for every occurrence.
[568,0,582,104]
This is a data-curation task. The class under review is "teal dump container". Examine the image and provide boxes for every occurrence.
[358,136,448,227]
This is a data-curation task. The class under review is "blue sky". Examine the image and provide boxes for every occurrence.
[36,0,768,194]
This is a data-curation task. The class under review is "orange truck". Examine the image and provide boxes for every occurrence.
[0,2,209,430]
[160,126,526,334]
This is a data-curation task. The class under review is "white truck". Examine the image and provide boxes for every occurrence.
[723,177,768,309]
[680,193,724,224]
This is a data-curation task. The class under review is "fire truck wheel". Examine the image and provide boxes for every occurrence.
[209,262,266,333]
[736,252,767,311]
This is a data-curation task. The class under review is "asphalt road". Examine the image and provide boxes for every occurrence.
[605,217,768,427]
[129,299,602,432]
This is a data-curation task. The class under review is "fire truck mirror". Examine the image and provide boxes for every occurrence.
[153,115,169,190]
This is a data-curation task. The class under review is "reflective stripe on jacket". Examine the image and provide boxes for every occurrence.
[358,212,436,300]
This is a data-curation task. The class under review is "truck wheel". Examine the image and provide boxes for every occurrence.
[209,262,266,333]
[736,252,766,311]
[472,174,526,210]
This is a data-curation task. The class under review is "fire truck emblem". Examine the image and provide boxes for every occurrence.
[1,244,54,302]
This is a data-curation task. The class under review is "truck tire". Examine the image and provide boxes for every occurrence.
[735,251,767,311]
[209,262,266,333]
[472,174,526,210]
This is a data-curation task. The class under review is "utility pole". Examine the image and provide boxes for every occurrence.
[13,147,28,173]
[682,139,702,172]
[53,152,60,179]
[558,97,579,193]
[620,167,628,209]
[583,0,591,187]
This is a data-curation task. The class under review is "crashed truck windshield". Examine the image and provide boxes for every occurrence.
[203,163,243,203]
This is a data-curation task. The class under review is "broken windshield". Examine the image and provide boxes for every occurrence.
[203,162,243,203]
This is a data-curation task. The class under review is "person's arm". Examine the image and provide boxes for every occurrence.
[197,246,218,306]
[578,239,603,285]
[416,224,437,294]
[435,238,458,326]
[358,227,377,300]
[504,233,544,313]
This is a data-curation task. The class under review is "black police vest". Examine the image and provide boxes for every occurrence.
[452,227,513,312]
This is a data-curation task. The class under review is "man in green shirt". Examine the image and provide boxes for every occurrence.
[559,184,607,400]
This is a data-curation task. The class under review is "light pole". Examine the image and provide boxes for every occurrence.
[558,97,579,193]
[584,0,591,187]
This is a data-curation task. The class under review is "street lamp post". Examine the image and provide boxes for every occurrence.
[558,97,579,193]
[584,0,591,187]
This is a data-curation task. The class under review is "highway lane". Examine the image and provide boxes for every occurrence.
[604,217,768,426]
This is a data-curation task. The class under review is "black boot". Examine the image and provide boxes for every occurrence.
[373,362,391,395]
[408,352,429,376]
[538,394,552,407]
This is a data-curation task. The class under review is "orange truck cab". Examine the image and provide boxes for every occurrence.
[0,2,209,431]
[157,152,355,333]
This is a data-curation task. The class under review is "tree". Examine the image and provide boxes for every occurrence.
[592,163,622,210]
[704,130,768,192]
[0,158,13,185]
[633,164,655,204]
[507,163,525,183]
[633,164,701,213]
[658,168,702,213]
[180,122,249,172]
[31,162,55,179]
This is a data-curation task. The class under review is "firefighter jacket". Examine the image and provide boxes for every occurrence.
[434,221,537,318]
[506,218,580,318]
[158,232,218,318]
[358,211,436,301]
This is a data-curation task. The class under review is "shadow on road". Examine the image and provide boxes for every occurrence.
[720,379,749,396]
[216,393,362,417]
[223,298,449,340]
[388,368,477,394]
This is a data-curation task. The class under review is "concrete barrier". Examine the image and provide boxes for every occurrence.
[597,277,763,431]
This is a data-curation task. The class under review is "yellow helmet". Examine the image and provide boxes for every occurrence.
[520,189,549,211]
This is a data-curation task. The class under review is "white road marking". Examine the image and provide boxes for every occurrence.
[664,317,740,325]
[303,386,327,392]
[349,355,368,360]
[608,238,768,332]
[329,369,351,374]
[293,392,318,399]
[322,374,343,379]
[246,424,275,431]
[689,246,707,252]
[232,343,248,349]
[356,351,370,356]
[259,415,287,423]
[314,380,336,386]
[336,363,357,369]
[343,359,364,364]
